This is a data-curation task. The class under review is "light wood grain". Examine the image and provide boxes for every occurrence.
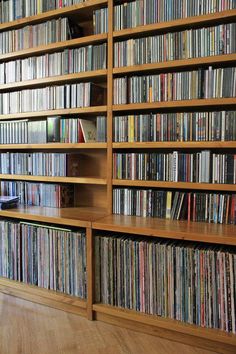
[0,143,107,150]
[113,54,236,75]
[0,292,219,354]
[94,305,236,354]
[113,98,236,112]
[113,142,236,149]
[113,9,236,38]
[92,214,236,246]
[0,0,108,31]
[0,34,107,62]
[112,179,236,191]
[0,174,107,185]
[0,206,108,228]
[0,70,107,92]
[0,106,107,120]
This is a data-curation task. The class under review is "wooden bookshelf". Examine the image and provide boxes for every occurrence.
[113,9,236,38]
[0,174,107,185]
[113,98,236,112]
[0,34,107,62]
[0,0,108,31]
[0,1,235,352]
[0,205,107,228]
[0,143,107,150]
[0,70,107,92]
[92,214,236,246]
[113,142,236,149]
[0,106,107,120]
[112,179,236,191]
[113,54,236,75]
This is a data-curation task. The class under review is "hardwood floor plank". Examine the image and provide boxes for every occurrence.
[0,293,219,354]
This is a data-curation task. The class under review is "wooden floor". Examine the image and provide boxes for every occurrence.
[0,293,218,354]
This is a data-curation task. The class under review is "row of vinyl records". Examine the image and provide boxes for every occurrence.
[95,234,236,333]
[0,13,106,55]
[114,23,236,67]
[0,220,87,298]
[0,153,81,177]
[113,111,236,142]
[113,152,236,184]
[0,83,106,114]
[113,67,236,104]
[114,0,236,30]
[0,0,86,23]
[113,188,236,224]
[0,116,107,144]
[0,181,74,208]
[0,43,107,84]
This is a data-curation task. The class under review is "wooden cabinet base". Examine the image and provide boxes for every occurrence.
[0,278,87,318]
[93,304,236,354]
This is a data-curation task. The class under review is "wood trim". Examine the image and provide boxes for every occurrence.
[0,277,87,317]
[0,206,108,227]
[0,143,107,150]
[0,0,108,31]
[0,34,107,62]
[0,174,107,185]
[0,70,107,92]
[112,142,236,149]
[86,227,94,320]
[93,304,236,354]
[113,99,236,112]
[112,179,236,191]
[0,106,107,120]
[113,54,236,75]
[92,214,236,246]
[113,9,236,39]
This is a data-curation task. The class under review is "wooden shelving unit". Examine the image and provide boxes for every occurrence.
[0,1,235,353]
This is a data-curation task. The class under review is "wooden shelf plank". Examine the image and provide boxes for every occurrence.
[113,9,236,39]
[113,142,236,149]
[92,214,236,246]
[0,70,107,92]
[112,179,236,191]
[113,54,236,75]
[0,0,108,31]
[0,143,107,149]
[0,278,87,317]
[0,34,107,62]
[93,304,236,350]
[113,99,236,112]
[0,206,108,228]
[0,174,107,185]
[0,106,107,120]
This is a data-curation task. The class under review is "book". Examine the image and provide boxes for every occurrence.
[79,119,97,142]
[47,117,61,143]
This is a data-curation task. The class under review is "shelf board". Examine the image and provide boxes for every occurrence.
[113,9,236,39]
[113,142,236,149]
[113,54,236,75]
[0,106,107,120]
[0,206,108,228]
[0,33,107,62]
[113,98,236,112]
[0,70,107,92]
[0,278,87,317]
[112,179,236,191]
[0,174,107,185]
[0,0,108,31]
[93,304,236,352]
[93,214,236,246]
[0,143,107,150]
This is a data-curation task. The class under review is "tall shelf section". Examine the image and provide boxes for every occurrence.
[92,2,236,354]
[0,0,109,319]
[0,1,235,353]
